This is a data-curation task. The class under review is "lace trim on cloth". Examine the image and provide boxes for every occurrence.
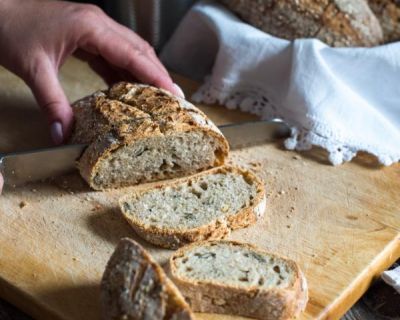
[192,80,399,166]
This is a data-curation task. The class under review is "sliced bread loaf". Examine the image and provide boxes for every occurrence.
[169,241,308,320]
[119,166,266,249]
[101,238,194,320]
[70,82,229,190]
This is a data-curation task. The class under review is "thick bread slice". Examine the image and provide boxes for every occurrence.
[70,82,229,190]
[169,241,308,320]
[119,166,266,249]
[218,0,383,47]
[101,238,194,320]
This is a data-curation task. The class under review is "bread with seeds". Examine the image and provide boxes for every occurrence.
[169,240,308,320]
[101,238,194,320]
[218,0,383,47]
[368,0,400,42]
[70,82,229,190]
[119,166,266,249]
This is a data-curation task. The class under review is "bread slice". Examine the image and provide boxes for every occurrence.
[119,166,266,249]
[70,82,229,190]
[101,238,194,320]
[169,241,308,320]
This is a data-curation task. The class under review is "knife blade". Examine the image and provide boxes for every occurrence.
[0,119,290,187]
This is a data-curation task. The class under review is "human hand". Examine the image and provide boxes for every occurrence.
[0,0,183,145]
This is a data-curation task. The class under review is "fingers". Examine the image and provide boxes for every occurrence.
[0,173,3,195]
[25,56,73,144]
[79,15,184,97]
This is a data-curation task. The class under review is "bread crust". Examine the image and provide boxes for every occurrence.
[368,0,400,42]
[119,166,267,249]
[219,0,383,47]
[100,238,194,320]
[70,82,229,190]
[169,240,308,320]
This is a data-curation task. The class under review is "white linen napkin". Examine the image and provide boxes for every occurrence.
[161,0,400,166]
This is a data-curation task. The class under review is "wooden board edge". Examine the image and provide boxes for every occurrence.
[319,235,400,320]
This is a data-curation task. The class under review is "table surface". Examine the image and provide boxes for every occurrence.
[0,59,399,320]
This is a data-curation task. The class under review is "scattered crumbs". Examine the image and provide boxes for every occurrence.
[31,188,37,193]
[32,273,37,279]
[19,201,27,209]
[85,196,91,201]
[278,190,285,195]
[290,206,295,212]
[69,191,75,195]
[249,161,261,168]
[286,225,291,229]
[311,254,317,258]
[294,187,298,191]
[293,155,301,160]
[72,257,78,261]
[286,214,290,218]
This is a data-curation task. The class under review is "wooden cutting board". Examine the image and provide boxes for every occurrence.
[0,58,399,320]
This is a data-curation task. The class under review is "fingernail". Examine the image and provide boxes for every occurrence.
[173,83,185,99]
[51,121,64,145]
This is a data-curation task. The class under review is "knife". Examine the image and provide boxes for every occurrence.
[0,119,290,188]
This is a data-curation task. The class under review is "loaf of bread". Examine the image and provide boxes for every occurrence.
[169,241,308,320]
[119,166,266,249]
[70,82,229,190]
[368,0,400,42]
[218,0,383,47]
[101,238,194,320]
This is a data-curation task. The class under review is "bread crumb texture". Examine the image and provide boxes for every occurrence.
[122,169,258,230]
[173,241,295,289]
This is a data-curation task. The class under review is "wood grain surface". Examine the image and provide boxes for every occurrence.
[0,58,399,320]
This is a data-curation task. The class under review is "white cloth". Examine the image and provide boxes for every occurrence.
[161,0,400,166]
[382,266,400,294]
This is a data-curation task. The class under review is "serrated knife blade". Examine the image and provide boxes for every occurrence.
[0,119,290,188]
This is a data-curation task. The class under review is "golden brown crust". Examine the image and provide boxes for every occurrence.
[70,82,229,190]
[119,166,267,249]
[218,0,383,47]
[101,238,194,320]
[169,241,308,320]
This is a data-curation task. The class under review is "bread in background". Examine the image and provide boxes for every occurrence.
[218,0,383,47]
[368,0,400,42]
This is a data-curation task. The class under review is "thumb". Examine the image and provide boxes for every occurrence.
[25,58,73,145]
